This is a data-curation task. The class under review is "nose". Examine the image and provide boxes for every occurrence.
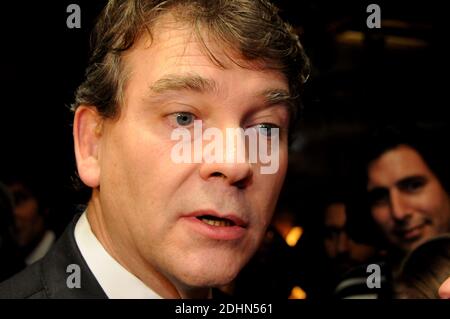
[199,130,254,188]
[199,161,253,189]
[389,190,411,221]
[439,277,450,299]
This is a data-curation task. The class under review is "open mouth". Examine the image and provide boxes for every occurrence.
[196,215,236,227]
[183,211,247,240]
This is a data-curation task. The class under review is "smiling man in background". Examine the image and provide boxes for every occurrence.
[0,0,309,299]
[347,125,450,278]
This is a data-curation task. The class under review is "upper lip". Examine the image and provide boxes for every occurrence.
[183,210,248,227]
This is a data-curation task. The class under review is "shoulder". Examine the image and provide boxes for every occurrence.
[0,213,106,299]
[0,260,48,299]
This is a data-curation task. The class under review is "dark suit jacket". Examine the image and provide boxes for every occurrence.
[0,214,107,299]
[0,214,232,299]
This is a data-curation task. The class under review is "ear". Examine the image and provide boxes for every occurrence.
[73,106,103,188]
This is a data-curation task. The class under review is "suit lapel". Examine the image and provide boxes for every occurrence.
[40,214,107,299]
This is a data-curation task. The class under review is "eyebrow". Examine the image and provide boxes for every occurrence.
[148,73,294,114]
[367,175,427,192]
[149,73,217,94]
[260,88,295,114]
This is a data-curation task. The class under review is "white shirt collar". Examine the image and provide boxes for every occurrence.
[74,212,162,299]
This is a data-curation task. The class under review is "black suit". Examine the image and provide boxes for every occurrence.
[0,214,107,299]
[0,214,232,299]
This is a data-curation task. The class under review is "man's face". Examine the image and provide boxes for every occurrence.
[8,182,43,247]
[324,203,376,273]
[94,16,289,289]
[323,203,348,260]
[367,145,450,253]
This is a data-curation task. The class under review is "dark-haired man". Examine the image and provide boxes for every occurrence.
[345,126,450,298]
[367,144,450,255]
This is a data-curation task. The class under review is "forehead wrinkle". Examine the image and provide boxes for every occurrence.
[154,19,252,72]
[166,52,221,69]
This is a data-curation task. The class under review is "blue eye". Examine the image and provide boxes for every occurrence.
[174,112,195,127]
[255,123,279,137]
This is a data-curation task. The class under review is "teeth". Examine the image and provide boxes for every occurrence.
[199,217,232,227]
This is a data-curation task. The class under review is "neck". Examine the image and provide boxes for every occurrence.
[86,190,211,299]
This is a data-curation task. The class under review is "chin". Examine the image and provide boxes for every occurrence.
[176,256,244,288]
[187,272,237,288]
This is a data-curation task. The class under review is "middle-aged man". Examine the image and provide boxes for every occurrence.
[347,125,450,276]
[0,0,309,299]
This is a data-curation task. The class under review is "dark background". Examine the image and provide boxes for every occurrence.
[0,0,440,298]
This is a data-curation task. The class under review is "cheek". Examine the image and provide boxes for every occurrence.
[252,170,287,228]
[103,122,175,184]
[260,145,287,191]
[414,187,450,220]
[100,126,167,215]
[104,126,197,214]
[428,198,450,231]
[14,200,39,220]
[269,145,288,191]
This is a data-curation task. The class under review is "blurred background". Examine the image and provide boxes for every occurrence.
[0,0,441,298]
